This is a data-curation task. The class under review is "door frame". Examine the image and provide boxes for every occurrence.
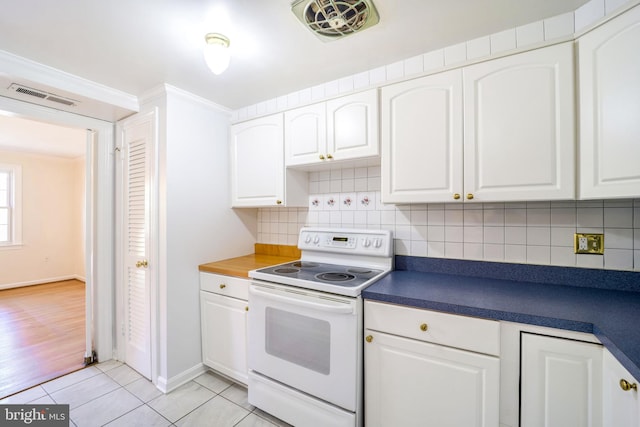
[0,95,116,362]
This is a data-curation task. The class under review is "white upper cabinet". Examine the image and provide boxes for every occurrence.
[284,89,379,168]
[231,114,307,207]
[463,42,576,202]
[578,5,640,199]
[284,103,326,166]
[382,42,575,204]
[381,69,463,203]
[327,89,379,161]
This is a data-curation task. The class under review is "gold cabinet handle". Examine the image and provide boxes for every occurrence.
[276,200,283,205]
[620,379,638,391]
[365,335,373,343]
[219,284,226,289]
[136,260,148,268]
[326,153,333,159]
[466,193,474,200]
[319,154,325,160]
[453,193,461,200]
[420,323,428,332]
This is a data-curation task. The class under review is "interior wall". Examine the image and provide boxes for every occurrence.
[162,86,256,383]
[0,149,85,288]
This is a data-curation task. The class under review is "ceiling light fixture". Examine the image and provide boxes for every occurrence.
[203,33,231,75]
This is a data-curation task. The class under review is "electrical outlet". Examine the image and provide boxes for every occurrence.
[574,233,604,255]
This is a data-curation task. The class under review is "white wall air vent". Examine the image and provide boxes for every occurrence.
[291,0,379,41]
[8,83,78,107]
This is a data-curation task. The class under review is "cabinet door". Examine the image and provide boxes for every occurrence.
[365,330,499,427]
[521,333,602,427]
[603,349,640,426]
[230,114,284,207]
[326,89,379,161]
[381,70,463,203]
[284,102,327,166]
[578,5,640,199]
[463,42,575,202]
[200,291,248,384]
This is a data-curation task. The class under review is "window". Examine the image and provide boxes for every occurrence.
[0,164,22,246]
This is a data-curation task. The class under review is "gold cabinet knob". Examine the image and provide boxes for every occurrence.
[219,284,226,289]
[245,306,249,312]
[453,193,461,200]
[276,200,283,205]
[326,153,333,159]
[420,323,428,332]
[466,193,474,200]
[319,154,325,160]
[136,260,148,268]
[620,379,638,391]
[365,335,373,343]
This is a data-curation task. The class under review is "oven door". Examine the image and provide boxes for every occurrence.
[248,281,361,412]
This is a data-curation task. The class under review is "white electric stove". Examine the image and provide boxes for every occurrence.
[247,227,394,427]
[250,227,393,297]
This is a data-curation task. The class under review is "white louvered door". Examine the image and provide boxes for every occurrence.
[120,111,155,379]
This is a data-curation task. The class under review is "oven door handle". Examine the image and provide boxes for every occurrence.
[249,286,355,314]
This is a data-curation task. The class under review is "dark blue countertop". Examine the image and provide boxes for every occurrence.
[363,256,640,380]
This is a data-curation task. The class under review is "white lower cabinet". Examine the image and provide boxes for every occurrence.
[364,301,500,427]
[603,348,640,426]
[520,333,603,427]
[200,272,249,384]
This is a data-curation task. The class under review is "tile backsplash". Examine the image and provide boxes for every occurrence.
[257,166,640,272]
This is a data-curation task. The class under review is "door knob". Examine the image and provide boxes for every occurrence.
[136,260,148,268]
[319,154,325,160]
[453,193,461,200]
[620,379,638,391]
[466,193,474,200]
[365,335,373,343]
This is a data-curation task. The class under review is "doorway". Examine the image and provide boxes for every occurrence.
[0,114,87,398]
[0,96,116,398]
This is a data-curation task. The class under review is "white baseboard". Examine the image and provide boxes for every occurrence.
[0,275,86,290]
[156,363,207,394]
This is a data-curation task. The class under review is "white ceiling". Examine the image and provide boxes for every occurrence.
[0,115,86,158]
[0,0,588,110]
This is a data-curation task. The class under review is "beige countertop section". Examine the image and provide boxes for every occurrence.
[198,244,301,278]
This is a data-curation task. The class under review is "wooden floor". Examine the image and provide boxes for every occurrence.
[0,280,86,399]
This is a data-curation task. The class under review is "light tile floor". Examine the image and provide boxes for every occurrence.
[0,361,291,427]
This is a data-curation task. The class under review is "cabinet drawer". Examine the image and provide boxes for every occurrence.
[200,272,249,300]
[365,301,500,356]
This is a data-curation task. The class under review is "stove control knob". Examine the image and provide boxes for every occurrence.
[373,238,382,248]
[363,238,371,248]
[304,234,312,244]
[313,235,320,244]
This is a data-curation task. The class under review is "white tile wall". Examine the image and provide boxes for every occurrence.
[257,167,640,272]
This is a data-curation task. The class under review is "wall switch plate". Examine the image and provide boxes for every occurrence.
[574,233,604,255]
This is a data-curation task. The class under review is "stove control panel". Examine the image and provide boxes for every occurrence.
[298,227,393,257]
